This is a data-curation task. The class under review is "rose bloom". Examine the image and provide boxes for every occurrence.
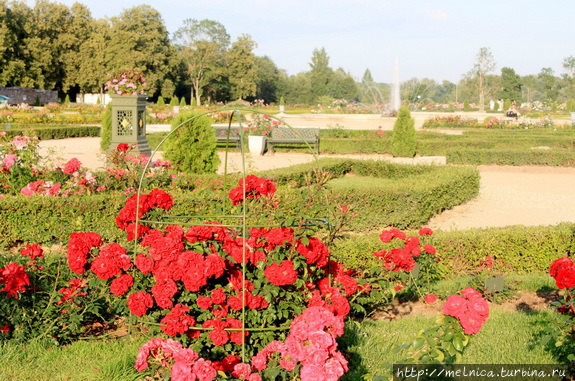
[264,260,298,286]
[109,274,134,296]
[62,158,81,175]
[127,291,154,316]
[442,294,467,319]
[550,257,575,289]
[424,293,437,304]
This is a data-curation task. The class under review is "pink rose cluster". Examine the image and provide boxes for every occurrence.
[135,338,218,381]
[442,287,490,335]
[251,306,348,381]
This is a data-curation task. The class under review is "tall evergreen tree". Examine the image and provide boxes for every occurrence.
[226,34,257,101]
[253,56,282,104]
[308,47,333,101]
[499,67,522,102]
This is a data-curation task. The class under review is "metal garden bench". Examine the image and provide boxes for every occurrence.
[267,127,320,154]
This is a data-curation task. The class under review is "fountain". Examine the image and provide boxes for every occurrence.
[389,56,401,113]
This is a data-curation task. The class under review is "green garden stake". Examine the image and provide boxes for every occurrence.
[484,277,504,294]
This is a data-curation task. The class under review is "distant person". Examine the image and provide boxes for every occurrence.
[506,101,519,119]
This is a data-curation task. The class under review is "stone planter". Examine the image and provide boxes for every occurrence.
[571,112,575,125]
[110,94,151,156]
[248,135,267,155]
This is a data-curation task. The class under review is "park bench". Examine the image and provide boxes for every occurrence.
[213,126,242,149]
[267,127,320,154]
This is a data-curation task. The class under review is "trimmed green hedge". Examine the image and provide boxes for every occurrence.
[321,162,479,231]
[445,148,575,167]
[0,159,479,249]
[3,126,100,140]
[332,223,575,275]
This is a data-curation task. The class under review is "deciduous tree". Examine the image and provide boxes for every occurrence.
[173,19,230,106]
[467,47,496,112]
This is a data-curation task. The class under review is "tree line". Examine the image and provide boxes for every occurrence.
[1,1,574,108]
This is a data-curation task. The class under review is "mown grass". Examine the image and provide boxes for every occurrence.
[0,337,146,380]
[341,307,562,380]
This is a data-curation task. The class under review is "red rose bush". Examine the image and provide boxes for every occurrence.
[63,176,372,380]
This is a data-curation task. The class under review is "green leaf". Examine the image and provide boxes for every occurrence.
[412,337,426,350]
[453,336,464,352]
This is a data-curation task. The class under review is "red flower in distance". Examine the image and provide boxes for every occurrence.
[62,158,81,175]
[418,227,433,236]
[264,260,298,286]
[424,294,437,304]
[20,244,44,260]
[228,175,277,205]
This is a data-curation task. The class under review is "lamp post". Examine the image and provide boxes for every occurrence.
[110,94,151,156]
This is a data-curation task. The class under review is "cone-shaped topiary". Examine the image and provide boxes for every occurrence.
[162,112,220,174]
[170,96,178,106]
[157,96,165,107]
[391,106,416,157]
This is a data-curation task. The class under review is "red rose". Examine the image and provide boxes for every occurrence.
[117,143,130,152]
[264,260,298,286]
[458,313,484,335]
[109,274,134,296]
[442,294,467,319]
[0,263,30,298]
[127,291,154,316]
[550,257,575,289]
[197,296,214,310]
[62,158,81,175]
[209,328,229,346]
[424,294,437,304]
[296,237,329,267]
[419,227,433,236]
[20,244,44,260]
[135,253,154,274]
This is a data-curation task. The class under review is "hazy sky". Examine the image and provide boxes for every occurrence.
[26,0,575,83]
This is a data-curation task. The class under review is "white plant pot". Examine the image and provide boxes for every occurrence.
[279,105,285,114]
[571,112,575,124]
[248,135,267,155]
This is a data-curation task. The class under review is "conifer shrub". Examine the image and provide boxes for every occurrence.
[179,97,186,106]
[157,96,165,107]
[391,106,416,157]
[463,99,471,111]
[170,96,178,106]
[162,111,219,174]
[100,102,112,150]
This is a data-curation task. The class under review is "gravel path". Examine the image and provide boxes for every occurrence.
[39,137,575,231]
[426,165,575,231]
